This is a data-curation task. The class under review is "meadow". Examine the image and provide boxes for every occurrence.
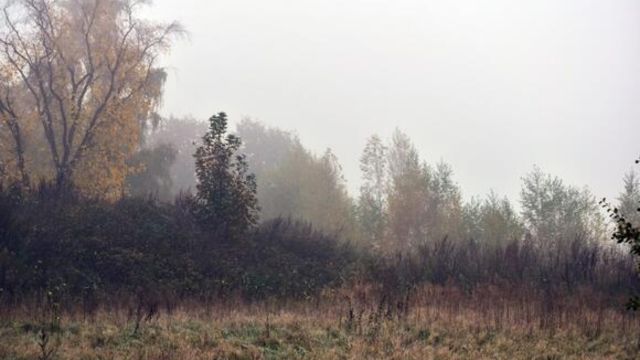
[2,285,638,360]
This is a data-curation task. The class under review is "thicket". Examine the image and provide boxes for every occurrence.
[0,187,358,307]
[0,114,637,316]
[0,112,360,309]
[1,186,637,311]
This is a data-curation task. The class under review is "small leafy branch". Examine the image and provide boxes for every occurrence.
[600,156,640,310]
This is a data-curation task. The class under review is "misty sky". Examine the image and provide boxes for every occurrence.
[145,0,640,203]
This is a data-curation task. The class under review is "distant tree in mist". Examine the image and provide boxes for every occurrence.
[266,145,355,236]
[237,119,355,236]
[193,113,259,239]
[126,144,177,200]
[355,129,467,253]
[358,130,607,256]
[122,116,208,200]
[386,129,430,251]
[147,116,207,195]
[313,149,356,235]
[237,119,297,179]
[358,135,388,248]
[520,166,604,249]
[602,158,640,310]
[426,162,465,243]
[463,192,524,248]
[617,170,640,228]
[383,129,467,252]
[236,119,300,220]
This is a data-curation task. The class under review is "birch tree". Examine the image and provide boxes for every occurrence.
[0,0,181,197]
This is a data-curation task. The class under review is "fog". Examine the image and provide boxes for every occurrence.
[145,0,640,201]
[3,1,640,355]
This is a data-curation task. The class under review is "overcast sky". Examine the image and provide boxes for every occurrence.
[145,0,640,203]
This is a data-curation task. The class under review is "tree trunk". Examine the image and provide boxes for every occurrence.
[55,166,73,195]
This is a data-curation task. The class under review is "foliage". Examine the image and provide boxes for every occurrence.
[386,129,430,251]
[237,119,355,236]
[463,191,524,248]
[0,188,358,305]
[601,157,640,310]
[126,143,177,200]
[0,192,200,303]
[617,170,640,228]
[240,218,357,299]
[358,135,388,248]
[1,180,633,310]
[521,166,604,250]
[236,118,298,180]
[0,0,181,198]
[0,102,633,317]
[193,112,259,239]
[145,116,208,195]
[360,129,465,253]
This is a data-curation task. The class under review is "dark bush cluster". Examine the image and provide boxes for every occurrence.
[0,186,638,313]
[356,236,640,321]
[0,187,357,308]
[382,237,637,293]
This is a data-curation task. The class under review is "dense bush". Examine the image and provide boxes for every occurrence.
[0,185,638,311]
[241,218,357,299]
[0,190,199,304]
[0,188,356,306]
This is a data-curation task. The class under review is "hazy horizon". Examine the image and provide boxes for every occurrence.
[145,0,640,202]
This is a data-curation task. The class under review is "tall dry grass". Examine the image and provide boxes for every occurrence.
[1,284,639,359]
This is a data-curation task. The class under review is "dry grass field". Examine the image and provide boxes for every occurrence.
[1,286,639,360]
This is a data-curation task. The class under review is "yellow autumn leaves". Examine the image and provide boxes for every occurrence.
[0,0,179,199]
